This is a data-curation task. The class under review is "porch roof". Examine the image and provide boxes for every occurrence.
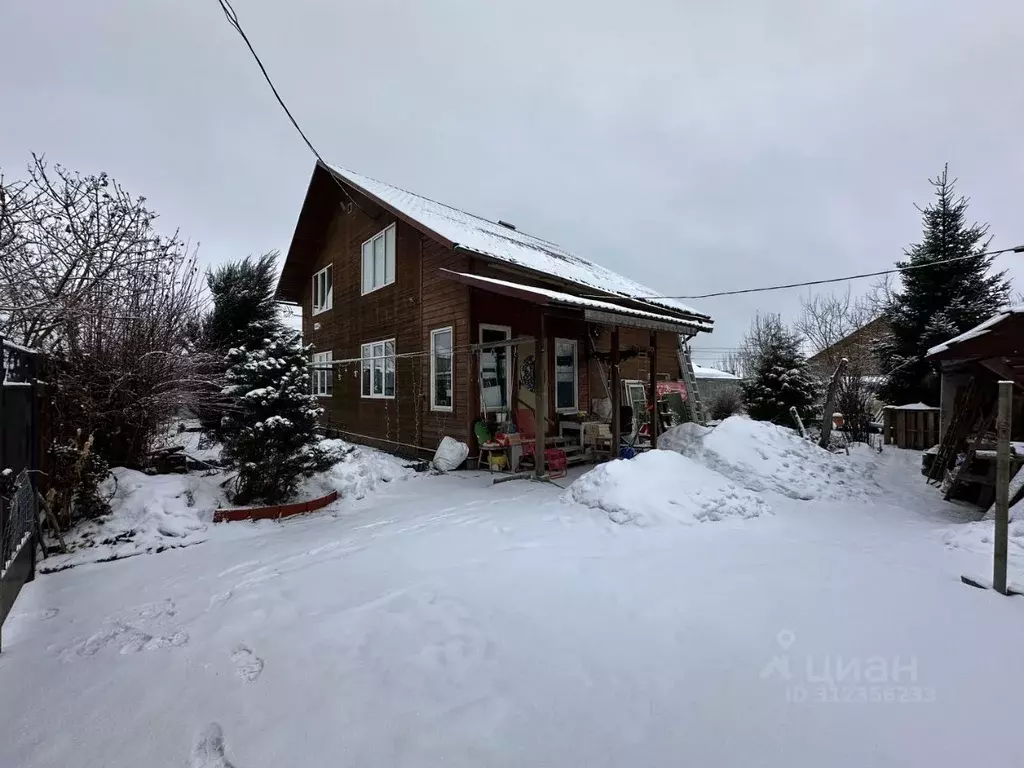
[438,269,711,335]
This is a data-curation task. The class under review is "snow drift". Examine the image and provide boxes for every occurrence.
[562,449,770,526]
[660,416,879,501]
[41,468,224,572]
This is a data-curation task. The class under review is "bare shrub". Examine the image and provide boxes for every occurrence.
[709,389,744,421]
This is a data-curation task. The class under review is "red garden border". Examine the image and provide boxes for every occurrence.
[213,489,339,523]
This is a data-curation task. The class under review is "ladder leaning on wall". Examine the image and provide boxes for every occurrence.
[677,338,707,425]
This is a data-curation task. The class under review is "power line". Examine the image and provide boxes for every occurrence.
[214,0,359,210]
[590,245,1024,301]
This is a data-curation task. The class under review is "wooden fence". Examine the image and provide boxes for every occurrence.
[882,406,940,450]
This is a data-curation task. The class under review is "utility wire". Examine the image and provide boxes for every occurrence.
[214,0,359,210]
[602,245,1024,301]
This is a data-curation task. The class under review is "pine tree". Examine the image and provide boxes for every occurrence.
[204,252,283,353]
[878,166,1010,405]
[741,319,817,424]
[219,326,332,504]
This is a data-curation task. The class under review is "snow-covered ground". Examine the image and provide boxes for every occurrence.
[4,419,1024,767]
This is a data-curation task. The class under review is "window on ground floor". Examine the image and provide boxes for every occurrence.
[479,325,511,411]
[312,351,333,397]
[555,338,578,412]
[361,339,396,398]
[431,327,454,412]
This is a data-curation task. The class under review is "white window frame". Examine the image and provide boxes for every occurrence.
[312,351,333,397]
[312,264,333,315]
[554,338,578,413]
[479,324,512,412]
[430,326,454,412]
[361,223,397,296]
[361,338,396,399]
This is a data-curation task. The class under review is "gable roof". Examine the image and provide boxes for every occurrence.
[927,304,1024,357]
[286,163,709,325]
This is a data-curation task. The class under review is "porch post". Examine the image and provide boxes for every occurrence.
[535,314,548,478]
[649,332,659,449]
[610,327,621,455]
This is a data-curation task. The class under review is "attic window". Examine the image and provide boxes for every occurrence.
[361,224,396,295]
[312,265,333,315]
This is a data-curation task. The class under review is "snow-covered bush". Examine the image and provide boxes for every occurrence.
[219,327,334,504]
[47,432,112,528]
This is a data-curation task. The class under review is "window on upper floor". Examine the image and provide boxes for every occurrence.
[312,351,333,397]
[361,338,396,399]
[361,223,396,295]
[312,265,333,315]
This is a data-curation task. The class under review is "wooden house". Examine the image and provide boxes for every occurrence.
[275,162,713,470]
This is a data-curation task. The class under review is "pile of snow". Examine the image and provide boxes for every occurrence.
[942,496,1024,556]
[298,438,414,500]
[41,468,225,572]
[562,449,770,526]
[660,416,879,501]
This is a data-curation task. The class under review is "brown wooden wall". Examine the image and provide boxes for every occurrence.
[301,199,428,454]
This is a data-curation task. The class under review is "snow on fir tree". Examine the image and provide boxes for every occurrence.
[877,165,1010,406]
[219,326,334,504]
[742,327,817,425]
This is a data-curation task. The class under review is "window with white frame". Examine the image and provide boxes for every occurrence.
[312,265,333,315]
[312,351,333,397]
[361,223,396,295]
[555,339,578,412]
[479,325,511,411]
[430,327,454,411]
[361,339,396,398]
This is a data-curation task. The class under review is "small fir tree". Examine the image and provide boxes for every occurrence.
[742,323,817,424]
[878,166,1010,405]
[219,326,332,504]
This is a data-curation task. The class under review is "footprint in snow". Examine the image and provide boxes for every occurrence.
[230,644,265,682]
[192,723,239,768]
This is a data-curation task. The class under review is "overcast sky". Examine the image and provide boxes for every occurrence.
[3,0,1023,361]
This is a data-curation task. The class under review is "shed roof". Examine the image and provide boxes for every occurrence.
[926,305,1024,358]
[691,363,740,381]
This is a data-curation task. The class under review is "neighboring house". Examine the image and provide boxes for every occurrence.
[691,363,742,402]
[275,162,713,459]
[806,315,890,378]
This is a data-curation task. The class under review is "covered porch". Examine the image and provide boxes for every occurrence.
[441,269,711,477]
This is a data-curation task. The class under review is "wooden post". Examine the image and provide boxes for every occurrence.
[790,405,807,439]
[649,332,659,449]
[534,314,548,478]
[818,357,849,449]
[993,380,1013,595]
[610,327,621,455]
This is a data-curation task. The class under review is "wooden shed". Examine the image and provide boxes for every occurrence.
[882,403,940,450]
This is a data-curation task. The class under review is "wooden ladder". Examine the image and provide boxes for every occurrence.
[927,378,980,485]
[677,338,707,425]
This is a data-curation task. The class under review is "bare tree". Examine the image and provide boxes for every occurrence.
[1,157,221,470]
[796,289,882,443]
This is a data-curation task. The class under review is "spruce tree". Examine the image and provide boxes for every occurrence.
[204,252,283,353]
[878,166,1010,405]
[219,326,332,504]
[742,319,817,424]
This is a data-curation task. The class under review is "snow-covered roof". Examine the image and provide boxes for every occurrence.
[439,270,711,332]
[884,402,938,411]
[927,304,1024,356]
[326,165,710,323]
[691,363,740,380]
